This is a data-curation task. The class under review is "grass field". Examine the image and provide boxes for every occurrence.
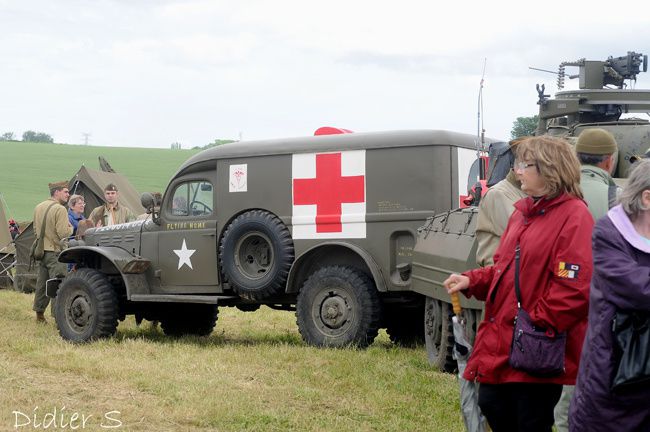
[0,289,463,431]
[0,141,199,222]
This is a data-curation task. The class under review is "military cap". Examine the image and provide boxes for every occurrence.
[48,180,68,193]
[104,183,119,192]
[576,128,618,155]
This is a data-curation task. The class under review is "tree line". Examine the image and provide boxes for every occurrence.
[1,131,54,143]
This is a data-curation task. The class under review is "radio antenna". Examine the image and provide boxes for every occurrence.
[477,58,487,179]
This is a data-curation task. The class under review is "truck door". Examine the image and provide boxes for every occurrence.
[158,179,220,289]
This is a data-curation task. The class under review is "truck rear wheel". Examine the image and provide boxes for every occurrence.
[219,210,294,301]
[296,266,382,348]
[160,304,219,337]
[55,268,119,343]
[424,297,457,373]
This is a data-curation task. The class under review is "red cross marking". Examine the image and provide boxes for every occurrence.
[293,153,365,233]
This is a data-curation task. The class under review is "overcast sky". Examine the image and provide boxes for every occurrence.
[2,1,650,149]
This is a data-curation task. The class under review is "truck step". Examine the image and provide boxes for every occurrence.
[128,294,238,304]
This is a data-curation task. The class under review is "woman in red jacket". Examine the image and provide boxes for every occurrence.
[444,136,593,432]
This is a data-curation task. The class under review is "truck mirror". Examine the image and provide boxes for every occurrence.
[141,192,155,212]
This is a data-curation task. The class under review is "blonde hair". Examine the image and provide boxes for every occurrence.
[68,194,85,209]
[516,136,583,199]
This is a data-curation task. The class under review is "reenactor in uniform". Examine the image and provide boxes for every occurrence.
[89,183,136,227]
[33,181,73,322]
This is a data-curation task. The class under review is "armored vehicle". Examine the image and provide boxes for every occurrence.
[537,51,650,177]
[411,51,650,372]
[48,129,491,346]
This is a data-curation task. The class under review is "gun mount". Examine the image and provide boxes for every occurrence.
[535,51,650,177]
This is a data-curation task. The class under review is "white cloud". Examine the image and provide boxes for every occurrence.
[1,1,650,147]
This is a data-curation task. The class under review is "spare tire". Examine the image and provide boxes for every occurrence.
[219,210,294,301]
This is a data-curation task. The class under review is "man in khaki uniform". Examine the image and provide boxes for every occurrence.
[476,140,527,266]
[33,181,73,322]
[89,183,136,227]
[459,139,526,432]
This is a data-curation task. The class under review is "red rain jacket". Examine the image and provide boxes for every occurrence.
[462,193,593,385]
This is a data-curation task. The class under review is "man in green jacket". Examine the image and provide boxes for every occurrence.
[575,128,619,220]
[553,128,619,431]
[32,181,73,322]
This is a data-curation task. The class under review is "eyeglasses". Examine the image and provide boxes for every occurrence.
[515,161,537,171]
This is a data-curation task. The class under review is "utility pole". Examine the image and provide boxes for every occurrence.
[82,132,91,146]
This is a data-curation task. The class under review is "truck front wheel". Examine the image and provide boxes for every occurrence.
[54,268,119,343]
[296,266,382,348]
[424,297,457,373]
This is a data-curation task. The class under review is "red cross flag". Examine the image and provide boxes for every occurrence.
[292,150,366,239]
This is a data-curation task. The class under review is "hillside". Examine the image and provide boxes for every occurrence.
[0,141,199,221]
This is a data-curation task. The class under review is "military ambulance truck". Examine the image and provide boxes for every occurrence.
[48,130,490,347]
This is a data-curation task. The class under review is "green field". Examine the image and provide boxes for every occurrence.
[0,290,463,431]
[0,141,199,222]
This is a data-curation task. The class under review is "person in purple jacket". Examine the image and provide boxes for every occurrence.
[570,159,650,431]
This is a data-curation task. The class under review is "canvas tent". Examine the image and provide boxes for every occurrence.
[11,165,146,292]
[12,223,35,292]
[0,194,12,249]
[0,195,15,288]
[68,165,146,217]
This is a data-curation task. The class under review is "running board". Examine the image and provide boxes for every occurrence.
[129,294,237,304]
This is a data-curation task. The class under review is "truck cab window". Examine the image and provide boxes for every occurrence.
[170,181,213,217]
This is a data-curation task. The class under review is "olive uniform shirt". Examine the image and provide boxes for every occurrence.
[475,170,527,267]
[33,198,73,252]
[89,202,136,227]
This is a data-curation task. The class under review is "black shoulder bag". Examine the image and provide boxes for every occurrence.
[612,310,650,393]
[508,244,567,376]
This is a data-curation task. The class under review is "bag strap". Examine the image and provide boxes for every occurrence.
[37,201,58,244]
[514,243,522,308]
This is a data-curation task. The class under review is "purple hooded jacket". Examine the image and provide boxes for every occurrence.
[570,205,650,431]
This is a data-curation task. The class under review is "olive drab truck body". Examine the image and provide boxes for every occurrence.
[49,129,490,346]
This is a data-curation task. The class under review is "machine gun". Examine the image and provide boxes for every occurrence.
[534,51,650,177]
[554,51,648,90]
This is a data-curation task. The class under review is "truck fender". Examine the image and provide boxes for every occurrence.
[59,246,152,298]
[286,242,387,293]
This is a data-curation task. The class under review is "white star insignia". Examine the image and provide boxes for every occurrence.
[173,239,196,270]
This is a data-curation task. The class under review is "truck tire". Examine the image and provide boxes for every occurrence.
[384,302,426,347]
[219,210,294,301]
[296,266,382,348]
[55,268,119,343]
[160,304,219,337]
[424,297,457,373]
